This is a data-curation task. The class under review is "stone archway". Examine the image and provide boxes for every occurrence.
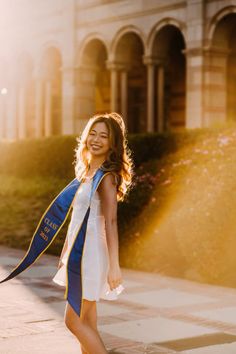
[152,25,186,132]
[115,32,146,133]
[77,38,109,123]
[41,47,62,136]
[211,13,236,122]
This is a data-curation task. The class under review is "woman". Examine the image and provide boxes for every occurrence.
[52,112,133,354]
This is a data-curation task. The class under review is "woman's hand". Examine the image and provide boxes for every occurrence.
[107,263,123,291]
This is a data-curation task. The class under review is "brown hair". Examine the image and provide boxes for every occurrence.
[73,112,134,201]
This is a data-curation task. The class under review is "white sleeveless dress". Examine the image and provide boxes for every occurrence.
[52,177,124,301]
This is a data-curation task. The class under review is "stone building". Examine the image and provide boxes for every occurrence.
[0,0,236,141]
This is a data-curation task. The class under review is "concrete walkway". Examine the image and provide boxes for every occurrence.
[1,246,236,353]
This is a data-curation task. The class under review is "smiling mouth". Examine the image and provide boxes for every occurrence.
[91,145,101,148]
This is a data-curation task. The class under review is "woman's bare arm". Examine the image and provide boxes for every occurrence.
[98,173,122,290]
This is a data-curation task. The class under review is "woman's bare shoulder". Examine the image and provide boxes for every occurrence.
[98,172,118,191]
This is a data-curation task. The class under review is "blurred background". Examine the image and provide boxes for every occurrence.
[1,0,236,140]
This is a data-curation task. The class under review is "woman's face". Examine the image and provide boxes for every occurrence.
[86,121,110,158]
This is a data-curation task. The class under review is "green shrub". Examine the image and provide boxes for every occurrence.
[0,128,211,177]
[0,136,76,179]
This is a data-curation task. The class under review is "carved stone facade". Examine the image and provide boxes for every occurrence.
[0,0,236,140]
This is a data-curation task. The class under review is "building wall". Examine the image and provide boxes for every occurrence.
[0,0,236,140]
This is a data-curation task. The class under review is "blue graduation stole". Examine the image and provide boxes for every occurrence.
[0,168,109,317]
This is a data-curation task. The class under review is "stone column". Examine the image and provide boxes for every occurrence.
[107,61,129,125]
[44,81,52,137]
[60,0,76,134]
[143,56,157,132]
[143,56,166,133]
[203,47,229,126]
[227,51,236,121]
[120,69,128,125]
[18,87,26,139]
[61,65,76,135]
[111,68,118,112]
[76,63,97,130]
[157,63,165,133]
[106,61,119,112]
[184,46,227,128]
[185,0,205,128]
[183,48,205,128]
[34,77,43,138]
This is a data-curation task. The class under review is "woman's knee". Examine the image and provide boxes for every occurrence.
[64,300,97,333]
[81,299,97,328]
[64,303,83,333]
[64,314,80,333]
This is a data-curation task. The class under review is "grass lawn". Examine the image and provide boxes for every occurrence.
[0,175,70,254]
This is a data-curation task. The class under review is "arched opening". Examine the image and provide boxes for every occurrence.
[152,25,186,131]
[212,13,236,121]
[115,32,146,133]
[79,39,109,120]
[41,47,62,136]
[17,53,34,138]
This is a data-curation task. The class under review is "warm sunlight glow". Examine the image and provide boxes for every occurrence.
[1,88,8,95]
[122,126,236,288]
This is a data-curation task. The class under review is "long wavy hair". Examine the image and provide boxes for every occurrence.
[73,112,134,202]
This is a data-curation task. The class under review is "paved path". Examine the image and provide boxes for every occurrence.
[1,246,236,353]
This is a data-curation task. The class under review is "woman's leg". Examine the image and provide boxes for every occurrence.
[64,299,107,354]
[80,299,98,354]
